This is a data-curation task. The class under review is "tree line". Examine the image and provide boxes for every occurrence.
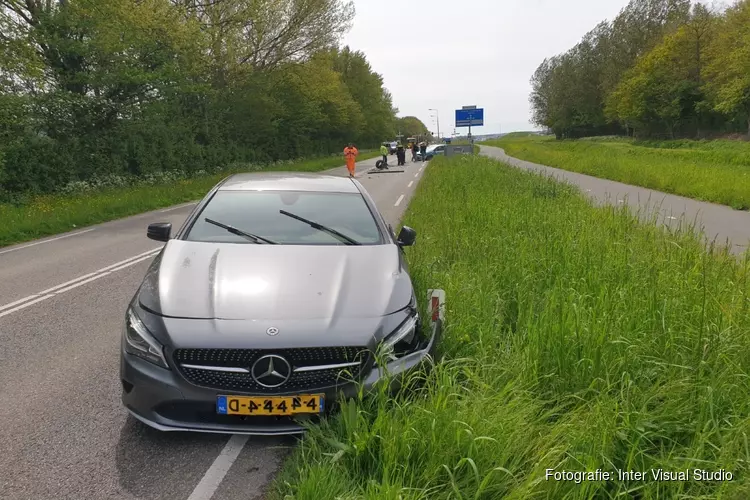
[530,0,750,140]
[395,116,432,142]
[0,0,401,199]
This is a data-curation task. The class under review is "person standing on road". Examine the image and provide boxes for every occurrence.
[396,143,405,166]
[411,142,418,162]
[344,143,358,177]
[380,143,389,167]
[419,142,427,161]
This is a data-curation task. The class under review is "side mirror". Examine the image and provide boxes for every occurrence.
[396,226,416,247]
[147,222,172,242]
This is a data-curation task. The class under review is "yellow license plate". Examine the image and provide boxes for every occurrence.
[216,394,324,416]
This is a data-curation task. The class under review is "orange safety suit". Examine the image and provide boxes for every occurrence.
[344,146,358,176]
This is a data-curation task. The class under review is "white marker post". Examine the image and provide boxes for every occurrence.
[426,288,446,327]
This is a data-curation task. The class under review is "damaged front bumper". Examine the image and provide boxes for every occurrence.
[122,290,446,435]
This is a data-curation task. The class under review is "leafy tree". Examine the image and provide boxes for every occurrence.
[606,4,718,138]
[704,0,750,137]
[171,0,354,84]
[395,116,429,141]
[328,46,396,145]
[529,0,695,139]
[599,0,690,96]
[269,57,364,156]
[0,0,396,199]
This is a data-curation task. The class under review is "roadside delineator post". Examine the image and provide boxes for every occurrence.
[427,289,445,325]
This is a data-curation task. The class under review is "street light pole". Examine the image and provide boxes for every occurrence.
[429,108,440,140]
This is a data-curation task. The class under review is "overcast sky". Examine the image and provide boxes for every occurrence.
[341,0,630,135]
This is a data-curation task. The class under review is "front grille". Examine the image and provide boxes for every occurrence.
[173,347,369,393]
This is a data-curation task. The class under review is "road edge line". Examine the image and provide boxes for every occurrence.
[187,435,250,500]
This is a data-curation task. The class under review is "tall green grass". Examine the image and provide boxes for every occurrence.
[0,152,378,248]
[486,135,750,210]
[271,155,750,499]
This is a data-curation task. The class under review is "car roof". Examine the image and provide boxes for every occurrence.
[218,172,361,194]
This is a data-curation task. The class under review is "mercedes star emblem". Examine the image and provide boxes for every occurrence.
[266,327,279,336]
[251,354,291,388]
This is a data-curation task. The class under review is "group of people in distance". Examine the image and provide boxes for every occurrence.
[412,141,427,162]
[391,140,428,166]
[343,139,429,177]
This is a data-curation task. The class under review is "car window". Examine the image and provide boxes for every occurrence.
[184,190,383,245]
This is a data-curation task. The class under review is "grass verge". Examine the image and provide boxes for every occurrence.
[485,135,750,210]
[0,151,379,248]
[270,154,750,499]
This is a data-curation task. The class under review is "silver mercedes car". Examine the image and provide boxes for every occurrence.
[120,172,443,435]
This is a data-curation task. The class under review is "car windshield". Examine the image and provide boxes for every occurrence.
[185,190,383,245]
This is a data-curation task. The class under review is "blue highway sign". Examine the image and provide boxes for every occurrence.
[455,108,484,127]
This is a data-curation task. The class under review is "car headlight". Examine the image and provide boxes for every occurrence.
[124,308,169,369]
[377,312,420,363]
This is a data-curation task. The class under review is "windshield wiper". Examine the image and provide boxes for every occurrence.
[204,218,278,244]
[278,210,360,245]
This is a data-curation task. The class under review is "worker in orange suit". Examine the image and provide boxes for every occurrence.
[343,143,358,177]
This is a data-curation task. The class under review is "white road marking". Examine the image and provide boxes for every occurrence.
[0,247,162,318]
[0,294,45,311]
[0,228,96,256]
[105,252,160,273]
[0,272,96,313]
[53,252,161,295]
[419,167,423,172]
[54,273,116,295]
[407,181,414,188]
[394,194,405,207]
[159,202,198,213]
[667,216,677,220]
[0,295,56,318]
[414,173,419,178]
[187,435,250,500]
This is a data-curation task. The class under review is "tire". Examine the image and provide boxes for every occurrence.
[375,159,387,169]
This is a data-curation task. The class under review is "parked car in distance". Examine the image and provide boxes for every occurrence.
[416,144,446,161]
[121,172,441,435]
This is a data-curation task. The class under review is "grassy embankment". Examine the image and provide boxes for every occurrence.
[484,134,750,210]
[0,151,379,248]
[271,154,750,499]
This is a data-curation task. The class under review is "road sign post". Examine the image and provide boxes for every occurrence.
[455,107,484,145]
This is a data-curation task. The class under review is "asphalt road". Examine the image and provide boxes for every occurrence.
[0,153,428,500]
[481,145,750,255]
